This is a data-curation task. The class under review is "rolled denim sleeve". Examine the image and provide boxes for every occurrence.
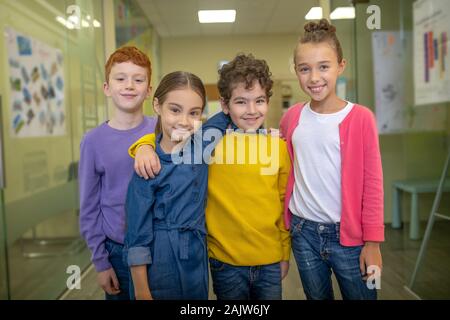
[127,246,152,266]
[124,172,157,267]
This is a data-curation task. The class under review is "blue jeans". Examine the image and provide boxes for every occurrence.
[209,258,282,300]
[104,238,130,300]
[290,215,377,300]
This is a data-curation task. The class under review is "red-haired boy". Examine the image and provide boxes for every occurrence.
[79,46,157,300]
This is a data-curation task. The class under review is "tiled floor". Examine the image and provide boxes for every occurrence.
[61,221,450,300]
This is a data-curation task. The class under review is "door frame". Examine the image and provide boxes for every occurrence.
[0,95,11,299]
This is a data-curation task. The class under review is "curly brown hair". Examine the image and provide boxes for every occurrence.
[293,19,343,65]
[217,53,273,105]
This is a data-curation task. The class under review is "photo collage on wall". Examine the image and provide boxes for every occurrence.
[5,27,65,137]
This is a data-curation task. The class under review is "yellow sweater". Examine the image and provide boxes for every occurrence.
[129,132,291,266]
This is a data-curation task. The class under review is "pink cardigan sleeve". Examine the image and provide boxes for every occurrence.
[279,110,290,138]
[361,109,385,242]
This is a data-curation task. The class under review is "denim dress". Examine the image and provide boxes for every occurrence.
[124,112,230,300]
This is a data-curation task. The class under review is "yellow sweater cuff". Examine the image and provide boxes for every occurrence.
[128,133,156,159]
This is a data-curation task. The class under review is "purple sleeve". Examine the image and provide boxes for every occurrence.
[79,136,112,272]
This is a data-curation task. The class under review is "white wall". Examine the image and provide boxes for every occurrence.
[160,27,357,107]
[160,33,310,105]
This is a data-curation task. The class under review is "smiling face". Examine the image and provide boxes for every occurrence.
[154,88,203,147]
[103,61,151,113]
[221,81,268,132]
[295,42,346,106]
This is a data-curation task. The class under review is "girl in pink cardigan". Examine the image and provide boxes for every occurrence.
[280,19,384,300]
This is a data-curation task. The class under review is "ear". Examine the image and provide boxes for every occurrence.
[338,58,347,76]
[146,86,152,99]
[103,82,111,97]
[153,97,161,114]
[220,97,230,114]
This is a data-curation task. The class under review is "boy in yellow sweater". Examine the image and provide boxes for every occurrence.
[130,54,291,300]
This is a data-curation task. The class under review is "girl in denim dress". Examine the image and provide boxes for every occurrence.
[123,71,230,300]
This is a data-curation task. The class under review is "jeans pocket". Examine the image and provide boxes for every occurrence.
[209,258,225,272]
[290,218,304,236]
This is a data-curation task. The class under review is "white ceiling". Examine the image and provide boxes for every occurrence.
[136,0,320,37]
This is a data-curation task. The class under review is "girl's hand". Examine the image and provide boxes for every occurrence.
[97,268,120,295]
[135,145,161,179]
[280,260,290,280]
[360,242,382,281]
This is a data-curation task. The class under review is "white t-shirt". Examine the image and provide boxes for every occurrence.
[289,101,354,223]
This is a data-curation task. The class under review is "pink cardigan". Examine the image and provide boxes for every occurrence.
[280,103,385,246]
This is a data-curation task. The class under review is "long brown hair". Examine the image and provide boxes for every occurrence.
[153,71,206,137]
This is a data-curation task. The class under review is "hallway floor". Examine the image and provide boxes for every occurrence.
[61,221,450,300]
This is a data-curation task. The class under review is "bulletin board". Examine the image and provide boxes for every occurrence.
[413,0,450,106]
[372,30,447,134]
[5,27,65,137]
[372,31,405,134]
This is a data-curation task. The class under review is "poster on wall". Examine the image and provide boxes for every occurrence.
[372,31,405,134]
[5,27,65,137]
[413,0,450,106]
[372,31,447,133]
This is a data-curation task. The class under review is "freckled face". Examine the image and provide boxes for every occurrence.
[103,61,151,112]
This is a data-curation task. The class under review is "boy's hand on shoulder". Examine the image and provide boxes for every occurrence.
[269,128,279,137]
[280,260,290,280]
[135,144,161,179]
[269,128,286,141]
[360,242,383,281]
[97,268,120,295]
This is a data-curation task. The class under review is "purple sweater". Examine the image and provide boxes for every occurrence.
[79,116,157,272]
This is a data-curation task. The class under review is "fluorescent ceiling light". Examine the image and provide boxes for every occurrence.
[67,15,79,25]
[198,10,236,23]
[56,16,74,29]
[330,7,355,20]
[93,19,101,28]
[305,7,323,20]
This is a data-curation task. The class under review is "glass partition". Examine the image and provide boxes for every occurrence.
[0,0,106,299]
[354,0,450,299]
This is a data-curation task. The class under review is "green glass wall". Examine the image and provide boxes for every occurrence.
[0,0,106,299]
[113,0,160,116]
[353,0,450,299]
